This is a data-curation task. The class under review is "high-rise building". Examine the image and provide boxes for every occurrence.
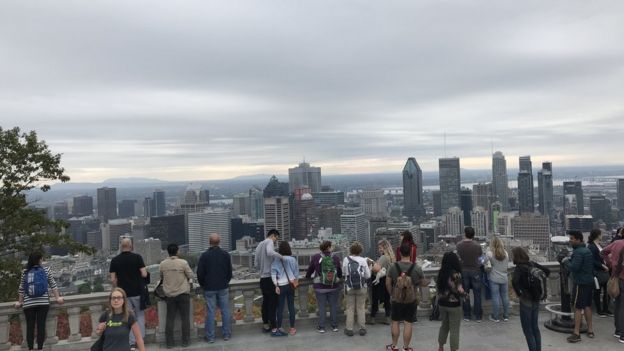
[439,157,461,214]
[232,193,250,217]
[471,206,487,237]
[402,157,425,220]
[512,214,550,251]
[444,207,464,236]
[517,156,534,215]
[341,207,369,254]
[318,206,344,234]
[472,183,492,212]
[432,190,442,217]
[100,218,131,252]
[563,181,584,215]
[230,218,265,248]
[565,215,594,233]
[617,179,624,209]
[419,221,441,252]
[48,201,69,220]
[179,186,210,215]
[143,197,153,218]
[187,208,232,254]
[263,176,289,198]
[264,196,291,241]
[537,162,554,221]
[97,187,118,221]
[249,186,264,220]
[148,214,186,249]
[490,201,503,234]
[292,189,318,240]
[460,188,473,226]
[492,151,509,211]
[313,191,345,207]
[118,199,136,218]
[360,189,387,218]
[67,217,100,244]
[134,238,162,266]
[152,190,166,217]
[72,195,93,217]
[288,162,322,194]
[590,195,611,224]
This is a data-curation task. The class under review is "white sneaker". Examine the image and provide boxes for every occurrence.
[489,316,500,323]
[619,338,624,344]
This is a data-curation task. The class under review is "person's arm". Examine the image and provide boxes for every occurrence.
[197,254,205,288]
[385,271,393,295]
[266,241,283,260]
[225,253,233,283]
[110,272,117,287]
[532,262,551,277]
[131,322,145,351]
[184,261,193,280]
[109,259,117,287]
[511,267,523,296]
[589,245,603,271]
[293,259,299,279]
[334,255,343,278]
[362,259,371,279]
[271,260,280,286]
[568,251,582,273]
[342,258,348,278]
[15,271,25,308]
[138,256,147,278]
[305,254,317,279]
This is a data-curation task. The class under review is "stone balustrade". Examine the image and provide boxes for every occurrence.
[0,262,562,350]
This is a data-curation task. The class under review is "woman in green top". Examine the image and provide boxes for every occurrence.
[96,288,146,351]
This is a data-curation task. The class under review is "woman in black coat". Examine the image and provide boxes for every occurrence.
[588,229,611,316]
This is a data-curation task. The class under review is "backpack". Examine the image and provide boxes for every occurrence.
[391,263,417,304]
[526,264,548,301]
[24,266,48,298]
[346,257,364,290]
[320,255,337,286]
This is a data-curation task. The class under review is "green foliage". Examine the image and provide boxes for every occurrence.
[92,276,105,292]
[0,127,95,302]
[78,282,92,294]
[179,253,199,270]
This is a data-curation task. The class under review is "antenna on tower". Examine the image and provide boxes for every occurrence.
[443,131,447,157]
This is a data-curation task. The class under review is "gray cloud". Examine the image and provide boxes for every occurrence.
[1,1,623,181]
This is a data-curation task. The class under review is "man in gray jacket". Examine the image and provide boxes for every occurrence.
[255,229,283,333]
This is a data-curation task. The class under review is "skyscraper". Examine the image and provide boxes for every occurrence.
[187,208,232,253]
[288,162,322,193]
[512,214,550,251]
[590,195,611,224]
[617,179,624,209]
[360,189,388,218]
[517,155,534,215]
[460,188,473,226]
[432,190,442,217]
[179,186,210,215]
[472,183,492,212]
[563,181,584,215]
[152,189,166,217]
[341,207,369,254]
[97,187,118,221]
[292,190,318,240]
[471,206,487,237]
[492,151,509,211]
[402,157,425,220]
[118,199,136,218]
[143,197,153,218]
[264,196,291,241]
[249,186,264,220]
[148,214,186,249]
[72,195,94,217]
[439,157,461,214]
[537,162,554,225]
[444,207,464,236]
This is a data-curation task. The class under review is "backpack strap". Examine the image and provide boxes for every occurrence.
[406,263,415,277]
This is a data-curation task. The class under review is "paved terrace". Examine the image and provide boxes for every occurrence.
[0,262,621,350]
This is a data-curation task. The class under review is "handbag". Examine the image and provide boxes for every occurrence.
[155,280,167,300]
[281,259,299,289]
[608,276,620,299]
[596,270,610,285]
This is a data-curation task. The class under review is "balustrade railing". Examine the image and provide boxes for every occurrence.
[0,262,561,350]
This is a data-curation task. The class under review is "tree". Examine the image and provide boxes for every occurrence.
[0,127,95,302]
[92,276,104,292]
[77,282,92,294]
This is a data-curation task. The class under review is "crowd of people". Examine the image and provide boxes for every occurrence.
[13,226,624,351]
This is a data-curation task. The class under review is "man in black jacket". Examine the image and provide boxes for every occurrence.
[198,233,233,343]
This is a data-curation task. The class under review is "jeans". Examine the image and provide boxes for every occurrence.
[593,281,609,314]
[614,281,624,338]
[371,277,391,318]
[345,288,367,331]
[204,289,231,340]
[127,295,145,345]
[260,277,278,329]
[277,284,296,328]
[490,281,510,320]
[519,300,541,351]
[165,293,190,346]
[316,289,340,328]
[438,305,461,351]
[462,270,482,320]
[23,305,49,350]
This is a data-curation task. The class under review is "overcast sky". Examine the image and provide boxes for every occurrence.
[2,1,623,182]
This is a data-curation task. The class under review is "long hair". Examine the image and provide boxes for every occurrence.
[617,247,624,277]
[401,231,415,245]
[512,247,530,265]
[490,236,507,261]
[378,239,396,263]
[437,251,462,294]
[278,241,292,256]
[27,252,43,270]
[108,288,131,322]
[588,229,601,243]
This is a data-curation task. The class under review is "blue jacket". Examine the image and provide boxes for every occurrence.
[565,243,594,285]
[271,256,299,287]
[197,246,232,291]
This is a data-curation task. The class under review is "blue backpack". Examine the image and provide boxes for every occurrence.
[24,266,48,298]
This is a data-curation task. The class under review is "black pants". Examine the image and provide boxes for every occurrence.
[370,277,391,318]
[593,282,609,314]
[260,277,278,329]
[165,293,190,346]
[24,305,49,350]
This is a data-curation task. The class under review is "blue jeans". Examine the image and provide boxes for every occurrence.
[277,284,296,328]
[127,295,145,345]
[519,300,541,351]
[204,289,231,340]
[315,289,340,328]
[461,270,482,320]
[490,281,509,320]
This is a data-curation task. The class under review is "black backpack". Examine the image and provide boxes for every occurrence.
[526,263,548,301]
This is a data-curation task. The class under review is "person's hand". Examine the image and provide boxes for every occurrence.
[56,297,64,305]
[458,287,465,295]
[96,322,106,335]
[603,264,609,272]
[14,302,22,309]
[275,286,281,295]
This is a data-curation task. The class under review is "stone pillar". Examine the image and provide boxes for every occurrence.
[67,307,82,342]
[189,297,198,340]
[242,290,255,323]
[89,305,102,339]
[44,308,58,345]
[419,285,432,309]
[297,285,309,318]
[0,315,10,351]
[19,312,27,349]
[156,300,166,343]
[229,289,238,324]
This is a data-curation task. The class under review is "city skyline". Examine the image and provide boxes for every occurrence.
[2,1,624,182]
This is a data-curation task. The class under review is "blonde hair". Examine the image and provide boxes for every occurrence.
[378,239,396,263]
[490,236,507,261]
[108,287,131,322]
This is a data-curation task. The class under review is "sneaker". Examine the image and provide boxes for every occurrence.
[359,328,367,336]
[345,329,354,337]
[619,338,624,344]
[130,344,138,351]
[567,334,581,343]
[289,328,297,336]
[489,316,500,323]
[223,335,230,341]
[503,317,509,322]
[204,336,215,343]
[606,311,614,317]
[475,319,482,323]
[614,332,621,338]
[262,325,272,333]
[317,326,326,333]
[271,329,288,337]
[463,318,470,322]
[386,345,399,351]
[598,312,608,318]
[382,316,391,325]
[331,325,339,332]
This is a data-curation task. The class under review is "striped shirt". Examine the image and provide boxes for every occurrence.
[18,266,58,309]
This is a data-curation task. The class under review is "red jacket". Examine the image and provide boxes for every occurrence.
[602,240,624,280]
[395,243,417,263]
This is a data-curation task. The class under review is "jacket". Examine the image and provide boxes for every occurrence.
[254,238,283,278]
[587,242,606,272]
[565,243,594,285]
[305,251,342,290]
[271,256,299,287]
[198,246,233,291]
[602,240,624,280]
